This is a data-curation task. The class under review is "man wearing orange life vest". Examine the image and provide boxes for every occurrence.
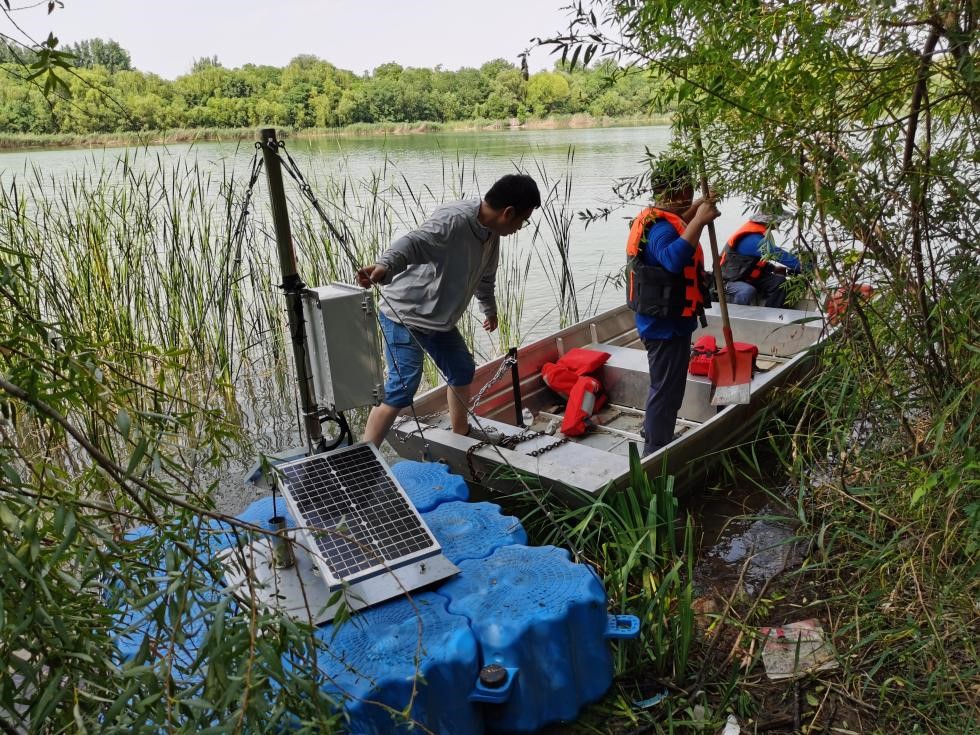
[720,211,802,307]
[626,157,719,456]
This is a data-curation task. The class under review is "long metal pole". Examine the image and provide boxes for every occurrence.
[259,128,323,453]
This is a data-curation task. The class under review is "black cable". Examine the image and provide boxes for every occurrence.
[319,411,353,452]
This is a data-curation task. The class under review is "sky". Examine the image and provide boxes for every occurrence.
[7,0,582,79]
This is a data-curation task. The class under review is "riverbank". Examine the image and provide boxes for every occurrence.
[0,113,670,152]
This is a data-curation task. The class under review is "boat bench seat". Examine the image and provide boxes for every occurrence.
[588,342,716,423]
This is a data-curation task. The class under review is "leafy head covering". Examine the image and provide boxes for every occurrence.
[649,155,692,198]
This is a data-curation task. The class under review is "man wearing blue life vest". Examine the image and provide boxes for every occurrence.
[720,211,802,308]
[626,157,720,456]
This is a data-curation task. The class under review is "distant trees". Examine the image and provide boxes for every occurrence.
[0,38,667,135]
[62,38,131,72]
[526,71,571,115]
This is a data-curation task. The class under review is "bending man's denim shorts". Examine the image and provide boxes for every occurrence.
[378,311,476,409]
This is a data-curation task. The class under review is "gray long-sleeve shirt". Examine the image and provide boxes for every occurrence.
[376,198,499,333]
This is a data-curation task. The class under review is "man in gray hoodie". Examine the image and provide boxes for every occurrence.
[357,174,541,447]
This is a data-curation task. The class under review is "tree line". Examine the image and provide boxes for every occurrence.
[0,38,665,135]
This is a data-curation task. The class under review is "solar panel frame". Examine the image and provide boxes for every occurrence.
[274,443,443,587]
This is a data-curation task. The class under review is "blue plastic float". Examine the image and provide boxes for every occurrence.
[422,501,528,564]
[319,592,483,735]
[116,459,638,734]
[392,459,470,510]
[439,543,639,733]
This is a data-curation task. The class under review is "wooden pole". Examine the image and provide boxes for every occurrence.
[691,126,738,380]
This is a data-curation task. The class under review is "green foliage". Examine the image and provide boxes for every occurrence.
[0,152,412,730]
[543,1,979,730]
[0,42,667,136]
[0,241,345,730]
[62,37,132,72]
[506,446,696,681]
[0,140,604,730]
[526,71,572,116]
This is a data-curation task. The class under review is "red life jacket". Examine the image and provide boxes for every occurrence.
[540,348,610,436]
[720,221,768,283]
[561,376,605,437]
[825,283,874,325]
[626,207,709,324]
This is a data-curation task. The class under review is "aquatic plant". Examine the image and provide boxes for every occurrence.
[0,139,610,730]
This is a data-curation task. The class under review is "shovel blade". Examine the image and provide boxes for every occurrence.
[711,381,751,405]
[710,350,754,405]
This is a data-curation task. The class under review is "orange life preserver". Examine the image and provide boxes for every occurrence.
[825,283,874,325]
[540,348,610,436]
[626,207,709,323]
[720,221,768,283]
[561,376,606,437]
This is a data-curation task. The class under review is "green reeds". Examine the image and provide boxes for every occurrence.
[0,140,624,733]
[0,144,603,476]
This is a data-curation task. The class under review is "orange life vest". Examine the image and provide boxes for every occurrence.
[540,348,610,436]
[720,221,768,283]
[626,207,709,324]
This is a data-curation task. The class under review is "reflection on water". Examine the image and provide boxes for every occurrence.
[691,482,806,599]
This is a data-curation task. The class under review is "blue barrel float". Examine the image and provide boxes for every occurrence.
[439,544,639,733]
[318,592,484,735]
[115,460,638,734]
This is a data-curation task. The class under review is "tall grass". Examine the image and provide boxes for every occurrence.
[0,145,590,460]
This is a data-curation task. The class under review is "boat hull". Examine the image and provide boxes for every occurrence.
[391,303,826,502]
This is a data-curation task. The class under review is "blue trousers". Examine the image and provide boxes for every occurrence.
[642,334,692,456]
[378,312,475,409]
[725,271,788,308]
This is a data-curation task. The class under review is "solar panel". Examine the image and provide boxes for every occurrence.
[275,443,453,589]
[220,443,458,624]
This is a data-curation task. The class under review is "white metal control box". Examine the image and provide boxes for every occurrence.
[301,283,384,413]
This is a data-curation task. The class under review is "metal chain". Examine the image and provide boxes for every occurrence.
[470,354,517,411]
[465,440,492,481]
[527,436,571,457]
[465,429,570,480]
